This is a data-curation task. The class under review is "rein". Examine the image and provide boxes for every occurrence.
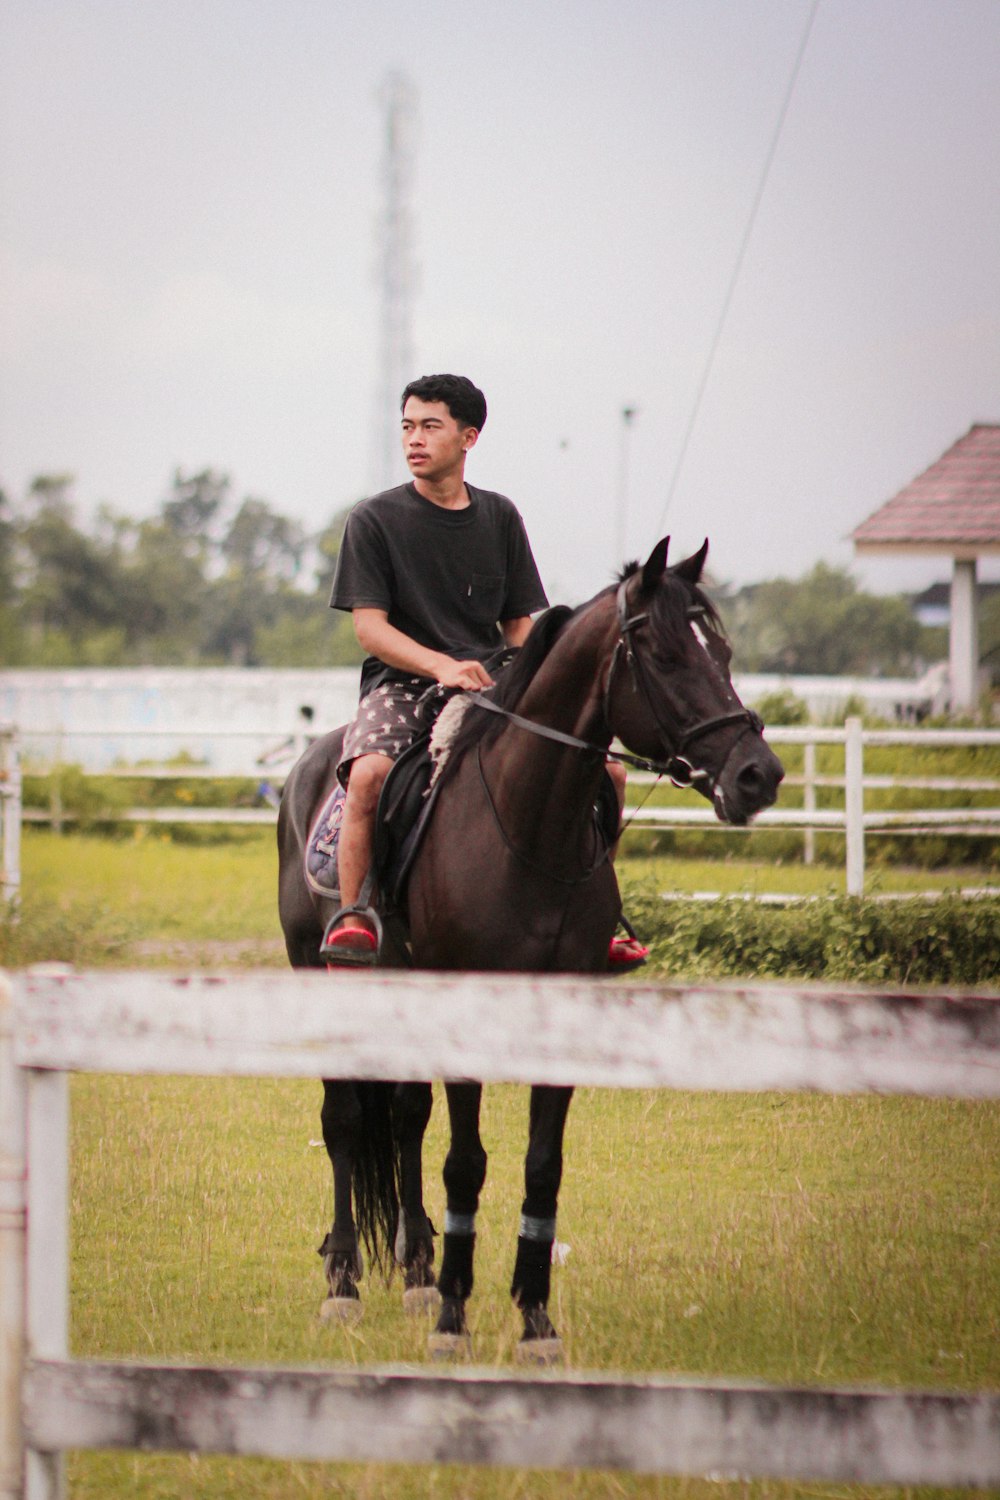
[464,692,679,781]
[474,742,614,887]
[466,577,763,793]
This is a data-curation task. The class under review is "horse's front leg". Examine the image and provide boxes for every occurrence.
[392,1082,441,1313]
[429,1080,486,1357]
[512,1083,574,1363]
[317,1078,365,1323]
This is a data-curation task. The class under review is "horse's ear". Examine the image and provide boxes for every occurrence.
[641,537,670,591]
[672,539,709,586]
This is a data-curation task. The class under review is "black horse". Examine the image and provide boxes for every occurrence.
[278,538,784,1356]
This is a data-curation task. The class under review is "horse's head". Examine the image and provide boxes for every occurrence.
[606,537,784,825]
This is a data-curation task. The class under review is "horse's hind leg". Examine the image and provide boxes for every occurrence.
[392,1082,441,1314]
[429,1081,486,1358]
[317,1079,365,1324]
[512,1084,574,1364]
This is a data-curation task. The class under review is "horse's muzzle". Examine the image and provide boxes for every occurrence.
[714,739,784,826]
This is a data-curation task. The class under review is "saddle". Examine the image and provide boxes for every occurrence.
[373,733,444,910]
[305,732,442,913]
[313,716,622,964]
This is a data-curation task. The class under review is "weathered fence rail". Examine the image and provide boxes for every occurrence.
[2,968,999,1496]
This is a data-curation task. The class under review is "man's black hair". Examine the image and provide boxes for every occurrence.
[401,374,487,432]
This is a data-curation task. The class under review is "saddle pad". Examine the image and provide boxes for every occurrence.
[304,782,346,897]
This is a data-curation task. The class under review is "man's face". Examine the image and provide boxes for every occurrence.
[401,397,477,483]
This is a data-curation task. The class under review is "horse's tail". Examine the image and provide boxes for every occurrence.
[353,1080,400,1277]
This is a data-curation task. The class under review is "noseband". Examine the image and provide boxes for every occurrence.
[466,578,763,792]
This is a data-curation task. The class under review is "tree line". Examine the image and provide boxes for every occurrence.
[0,471,358,668]
[1,470,953,675]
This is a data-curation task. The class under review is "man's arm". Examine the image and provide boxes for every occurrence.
[353,608,494,690]
[500,616,534,649]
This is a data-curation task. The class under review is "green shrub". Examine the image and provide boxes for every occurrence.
[622,879,1000,986]
[751,687,809,725]
[21,764,131,828]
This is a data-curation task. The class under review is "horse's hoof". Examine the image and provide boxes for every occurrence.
[427,1330,472,1360]
[319,1295,363,1326]
[403,1283,442,1315]
[516,1335,564,1366]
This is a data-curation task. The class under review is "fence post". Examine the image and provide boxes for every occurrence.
[23,1060,68,1500]
[0,973,27,1500]
[802,740,816,866]
[845,716,865,897]
[1,731,22,908]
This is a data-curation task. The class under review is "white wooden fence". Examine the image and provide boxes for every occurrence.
[2,968,999,1497]
[0,729,20,907]
[627,719,1000,895]
[11,718,1000,898]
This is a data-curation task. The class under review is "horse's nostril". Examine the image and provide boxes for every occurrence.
[735,756,783,806]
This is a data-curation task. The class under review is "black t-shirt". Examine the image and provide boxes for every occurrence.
[330,482,549,695]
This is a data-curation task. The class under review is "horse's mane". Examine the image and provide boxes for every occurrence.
[432,562,727,788]
[433,603,576,787]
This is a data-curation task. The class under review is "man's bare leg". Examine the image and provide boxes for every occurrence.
[330,752,393,950]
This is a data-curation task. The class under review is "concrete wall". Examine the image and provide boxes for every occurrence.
[0,663,950,773]
[0,668,361,773]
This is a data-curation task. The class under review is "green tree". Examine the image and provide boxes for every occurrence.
[251,503,360,667]
[981,591,1000,687]
[115,516,209,661]
[15,476,124,651]
[723,563,923,676]
[221,497,305,582]
[0,487,23,661]
[161,468,229,564]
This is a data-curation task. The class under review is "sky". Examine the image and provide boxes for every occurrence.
[2,0,999,608]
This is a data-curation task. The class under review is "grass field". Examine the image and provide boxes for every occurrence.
[3,827,996,971]
[3,829,998,1498]
[67,1078,999,1500]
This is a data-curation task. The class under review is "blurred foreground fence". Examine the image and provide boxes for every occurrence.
[10,720,1000,896]
[2,967,999,1495]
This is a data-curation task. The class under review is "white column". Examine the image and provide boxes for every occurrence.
[949,558,979,713]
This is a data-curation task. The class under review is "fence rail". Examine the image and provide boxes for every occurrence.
[12,719,1000,896]
[2,968,999,1495]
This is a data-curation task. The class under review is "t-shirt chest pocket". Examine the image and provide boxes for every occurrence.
[465,572,506,624]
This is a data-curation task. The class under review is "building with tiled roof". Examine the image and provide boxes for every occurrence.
[852,424,1000,709]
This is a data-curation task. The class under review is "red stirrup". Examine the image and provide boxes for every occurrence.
[608,934,649,971]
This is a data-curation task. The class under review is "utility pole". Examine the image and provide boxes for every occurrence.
[371,72,418,494]
[615,405,637,563]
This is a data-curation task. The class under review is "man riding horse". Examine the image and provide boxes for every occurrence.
[323,371,647,971]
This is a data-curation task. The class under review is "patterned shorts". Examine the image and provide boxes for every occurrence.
[337,677,439,786]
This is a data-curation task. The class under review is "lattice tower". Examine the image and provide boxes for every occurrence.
[371,71,418,493]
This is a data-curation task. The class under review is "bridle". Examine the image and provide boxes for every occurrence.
[467,576,763,794]
[605,576,763,790]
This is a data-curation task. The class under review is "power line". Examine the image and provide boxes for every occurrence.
[657,0,821,533]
